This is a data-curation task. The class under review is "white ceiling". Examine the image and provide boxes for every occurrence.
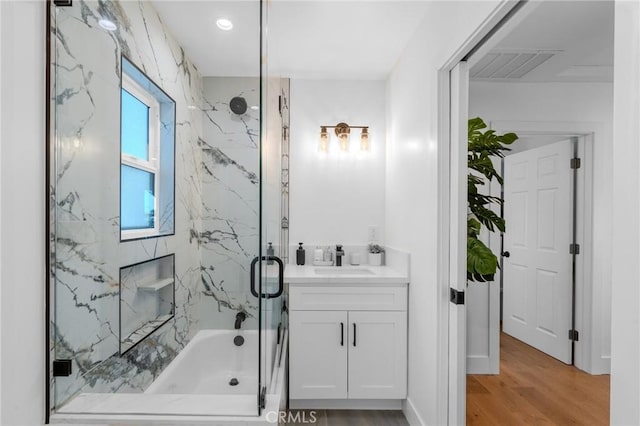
[267,1,429,79]
[471,1,614,83]
[152,1,428,79]
[152,1,261,77]
[152,0,613,82]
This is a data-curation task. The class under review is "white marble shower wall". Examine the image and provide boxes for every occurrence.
[197,77,261,331]
[51,0,204,407]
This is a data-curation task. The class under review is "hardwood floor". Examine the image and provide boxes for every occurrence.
[467,332,610,425]
[283,410,408,426]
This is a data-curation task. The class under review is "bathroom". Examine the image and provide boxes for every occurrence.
[4,0,639,425]
[42,0,416,424]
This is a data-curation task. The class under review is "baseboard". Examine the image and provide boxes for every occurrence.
[290,399,402,410]
[402,398,425,426]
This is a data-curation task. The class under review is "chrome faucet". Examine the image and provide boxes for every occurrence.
[235,311,247,329]
[335,244,345,267]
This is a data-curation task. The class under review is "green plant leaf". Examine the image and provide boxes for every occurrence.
[469,205,505,233]
[468,217,481,238]
[467,117,518,283]
[467,238,498,282]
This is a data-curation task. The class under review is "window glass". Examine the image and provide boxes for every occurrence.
[120,56,174,240]
[121,165,155,230]
[121,89,150,161]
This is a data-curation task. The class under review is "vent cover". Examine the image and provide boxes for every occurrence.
[471,51,559,80]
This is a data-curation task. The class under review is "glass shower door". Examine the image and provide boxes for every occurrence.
[258,0,290,402]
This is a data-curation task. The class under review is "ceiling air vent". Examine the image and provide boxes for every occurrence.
[470,50,558,80]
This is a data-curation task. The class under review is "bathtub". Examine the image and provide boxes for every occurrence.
[53,328,287,424]
[145,329,259,395]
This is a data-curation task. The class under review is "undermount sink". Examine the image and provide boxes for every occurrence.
[314,267,375,275]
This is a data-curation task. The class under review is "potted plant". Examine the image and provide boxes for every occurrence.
[467,117,518,282]
[368,243,385,266]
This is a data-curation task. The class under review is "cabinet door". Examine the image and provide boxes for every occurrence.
[289,310,348,399]
[348,311,407,399]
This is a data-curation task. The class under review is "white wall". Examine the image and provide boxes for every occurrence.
[1,1,46,425]
[469,81,613,374]
[385,2,503,424]
[610,1,640,424]
[289,79,386,247]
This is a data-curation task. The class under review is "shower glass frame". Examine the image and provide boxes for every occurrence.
[46,0,272,420]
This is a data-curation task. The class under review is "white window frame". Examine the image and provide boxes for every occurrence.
[121,72,161,240]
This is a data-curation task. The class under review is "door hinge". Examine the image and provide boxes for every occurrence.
[568,329,580,342]
[570,243,580,255]
[53,0,73,6]
[53,359,72,377]
[450,288,465,305]
[259,386,266,409]
[278,95,282,115]
[570,158,581,169]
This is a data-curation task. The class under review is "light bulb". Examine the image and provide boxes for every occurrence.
[216,18,233,31]
[360,128,370,151]
[339,133,349,152]
[319,127,329,152]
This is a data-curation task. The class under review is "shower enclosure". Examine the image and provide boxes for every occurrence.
[47,0,287,421]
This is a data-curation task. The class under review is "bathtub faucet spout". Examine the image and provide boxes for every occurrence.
[235,312,247,329]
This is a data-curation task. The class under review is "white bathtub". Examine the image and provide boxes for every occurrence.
[53,328,288,424]
[145,329,259,395]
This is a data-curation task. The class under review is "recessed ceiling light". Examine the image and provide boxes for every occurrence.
[250,105,259,111]
[98,18,117,31]
[216,18,233,31]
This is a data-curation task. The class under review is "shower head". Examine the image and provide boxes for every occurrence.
[230,96,247,115]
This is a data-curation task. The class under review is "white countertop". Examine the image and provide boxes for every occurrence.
[284,264,409,285]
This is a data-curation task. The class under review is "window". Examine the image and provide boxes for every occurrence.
[120,57,175,241]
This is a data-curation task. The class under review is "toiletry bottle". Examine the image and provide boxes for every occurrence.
[296,243,306,265]
[323,246,333,263]
[267,242,274,264]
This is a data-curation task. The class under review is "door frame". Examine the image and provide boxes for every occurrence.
[436,1,546,423]
[492,121,603,373]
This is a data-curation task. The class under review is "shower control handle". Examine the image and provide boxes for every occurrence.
[250,255,284,299]
[340,322,344,346]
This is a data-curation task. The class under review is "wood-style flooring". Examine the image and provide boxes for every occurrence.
[467,332,610,425]
[282,409,408,426]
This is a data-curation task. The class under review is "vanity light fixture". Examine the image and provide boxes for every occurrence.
[216,18,233,31]
[319,123,370,152]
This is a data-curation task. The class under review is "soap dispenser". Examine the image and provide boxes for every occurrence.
[267,242,274,264]
[296,243,306,266]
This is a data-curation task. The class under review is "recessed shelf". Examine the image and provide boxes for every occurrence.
[138,278,175,292]
[120,254,175,355]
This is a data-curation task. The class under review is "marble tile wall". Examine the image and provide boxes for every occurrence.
[197,77,261,331]
[51,0,203,407]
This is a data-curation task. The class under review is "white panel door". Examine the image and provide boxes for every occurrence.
[503,139,573,364]
[348,311,407,399]
[289,310,348,399]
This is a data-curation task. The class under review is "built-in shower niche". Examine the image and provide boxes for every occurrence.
[120,254,175,355]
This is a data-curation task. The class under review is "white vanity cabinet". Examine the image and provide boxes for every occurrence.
[289,283,408,401]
